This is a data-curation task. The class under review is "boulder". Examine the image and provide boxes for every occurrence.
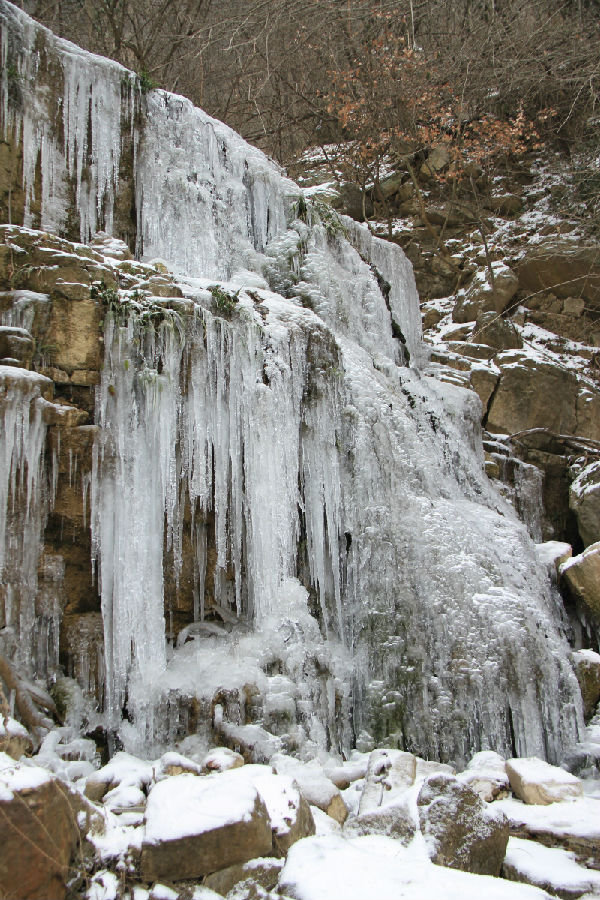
[344,793,416,844]
[204,856,283,896]
[0,755,82,900]
[141,772,273,881]
[487,194,523,216]
[570,461,600,548]
[0,715,34,758]
[271,755,347,824]
[202,746,245,774]
[505,757,583,805]
[571,649,600,720]
[420,145,450,180]
[234,768,315,856]
[332,183,373,222]
[560,543,600,627]
[84,750,154,803]
[453,264,518,323]
[486,356,578,436]
[417,774,509,875]
[475,311,522,351]
[458,751,509,802]
[515,241,600,304]
[469,366,499,414]
[503,836,600,899]
[358,749,416,815]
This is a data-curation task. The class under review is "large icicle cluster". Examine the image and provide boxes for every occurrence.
[0,0,585,764]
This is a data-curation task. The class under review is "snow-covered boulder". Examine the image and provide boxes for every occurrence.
[417,773,509,875]
[204,856,283,896]
[503,836,600,899]
[457,751,509,802]
[201,746,245,773]
[0,715,33,759]
[271,754,347,824]
[571,649,600,721]
[560,543,600,627]
[0,753,90,900]
[505,757,583,805]
[140,771,273,881]
[358,748,416,815]
[84,751,154,803]
[279,833,549,900]
[344,791,417,843]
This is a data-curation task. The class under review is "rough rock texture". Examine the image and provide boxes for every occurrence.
[502,836,600,900]
[141,773,273,881]
[570,462,600,549]
[458,751,510,803]
[271,755,347,825]
[204,857,283,896]
[0,762,82,900]
[506,757,583,805]
[358,749,416,815]
[453,266,518,323]
[486,356,578,436]
[344,794,416,843]
[416,774,509,875]
[516,241,600,305]
[571,650,600,721]
[560,544,600,627]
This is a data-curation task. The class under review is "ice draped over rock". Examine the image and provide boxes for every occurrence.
[0,0,585,762]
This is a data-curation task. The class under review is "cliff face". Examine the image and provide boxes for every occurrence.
[0,0,584,764]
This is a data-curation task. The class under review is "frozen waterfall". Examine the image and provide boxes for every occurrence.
[0,0,584,764]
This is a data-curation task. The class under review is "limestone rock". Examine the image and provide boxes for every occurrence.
[506,757,583,805]
[453,265,518,323]
[417,773,509,875]
[202,746,245,773]
[344,793,416,844]
[332,183,373,222]
[570,461,600,548]
[516,241,600,304]
[560,543,600,627]
[141,772,273,881]
[475,311,522,351]
[204,857,283,896]
[358,749,416,815]
[0,756,81,900]
[457,751,509,802]
[571,649,600,721]
[0,715,34,758]
[469,366,499,414]
[271,754,347,824]
[486,355,578,436]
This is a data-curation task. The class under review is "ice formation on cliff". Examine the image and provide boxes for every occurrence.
[0,0,585,763]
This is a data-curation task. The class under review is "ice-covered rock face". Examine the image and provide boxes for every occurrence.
[0,0,585,763]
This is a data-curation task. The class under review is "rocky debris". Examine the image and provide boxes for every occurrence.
[453,264,518,323]
[84,751,154,803]
[571,650,600,721]
[323,752,369,789]
[503,836,600,899]
[0,714,34,758]
[344,792,417,843]
[156,751,203,778]
[505,758,584,805]
[200,746,245,773]
[331,182,373,221]
[495,794,600,867]
[357,749,417,815]
[279,833,548,900]
[569,461,600,548]
[218,722,283,764]
[0,753,85,900]
[560,544,600,628]
[515,241,600,305]
[271,754,348,824]
[417,774,509,875]
[204,856,283,896]
[475,311,523,351]
[141,771,273,881]
[457,751,510,803]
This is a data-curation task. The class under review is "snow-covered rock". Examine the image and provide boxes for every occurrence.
[278,833,550,900]
[141,771,273,881]
[503,836,600,899]
[417,774,509,875]
[358,748,416,814]
[457,751,510,802]
[571,650,600,721]
[204,856,283,896]
[84,751,154,803]
[272,754,348,824]
[201,746,245,773]
[506,758,584,805]
[495,795,600,866]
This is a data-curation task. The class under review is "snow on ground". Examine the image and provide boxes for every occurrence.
[279,834,550,900]
[504,836,600,896]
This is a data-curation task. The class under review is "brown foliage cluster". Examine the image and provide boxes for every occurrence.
[24,0,600,173]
